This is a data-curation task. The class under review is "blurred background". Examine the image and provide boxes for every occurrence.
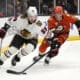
[0,0,80,17]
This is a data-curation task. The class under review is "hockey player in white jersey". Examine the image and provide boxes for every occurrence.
[0,6,48,66]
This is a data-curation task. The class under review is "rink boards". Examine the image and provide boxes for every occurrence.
[0,16,80,53]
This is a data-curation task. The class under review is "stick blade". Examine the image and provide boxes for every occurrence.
[7,70,26,75]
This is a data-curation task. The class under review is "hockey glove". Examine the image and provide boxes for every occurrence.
[0,23,11,38]
[51,40,60,49]
[0,29,6,38]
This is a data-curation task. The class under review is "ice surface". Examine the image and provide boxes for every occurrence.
[0,41,80,80]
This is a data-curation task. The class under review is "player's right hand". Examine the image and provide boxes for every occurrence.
[0,29,6,38]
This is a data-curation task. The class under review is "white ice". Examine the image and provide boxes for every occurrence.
[0,40,80,80]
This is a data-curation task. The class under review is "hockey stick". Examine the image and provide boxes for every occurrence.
[0,39,3,56]
[7,52,49,75]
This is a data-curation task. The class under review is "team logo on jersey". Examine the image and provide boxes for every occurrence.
[66,14,70,17]
[20,29,31,37]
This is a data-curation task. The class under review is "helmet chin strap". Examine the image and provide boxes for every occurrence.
[28,18,36,24]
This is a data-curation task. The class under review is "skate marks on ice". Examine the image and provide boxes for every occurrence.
[27,41,80,75]
[0,41,80,80]
[0,59,80,80]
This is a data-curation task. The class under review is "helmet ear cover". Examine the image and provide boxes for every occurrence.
[27,6,38,17]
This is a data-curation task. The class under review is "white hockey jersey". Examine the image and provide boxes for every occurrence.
[5,16,49,39]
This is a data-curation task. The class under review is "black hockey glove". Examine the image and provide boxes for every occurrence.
[50,40,60,49]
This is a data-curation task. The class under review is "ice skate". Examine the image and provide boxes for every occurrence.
[44,57,51,64]
[0,59,3,65]
[11,55,20,66]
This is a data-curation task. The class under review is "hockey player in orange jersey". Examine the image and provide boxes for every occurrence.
[33,6,80,64]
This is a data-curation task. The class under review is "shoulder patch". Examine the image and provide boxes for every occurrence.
[66,14,70,17]
[36,21,42,27]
